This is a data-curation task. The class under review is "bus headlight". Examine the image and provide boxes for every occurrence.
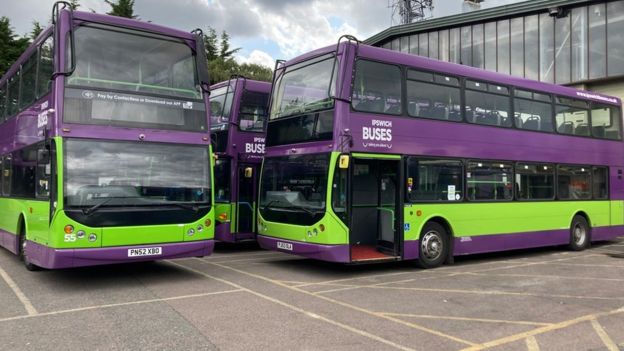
[187,228,195,236]
[76,230,85,239]
[197,225,204,232]
[88,233,97,242]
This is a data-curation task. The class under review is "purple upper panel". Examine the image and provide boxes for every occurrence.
[210,78,271,163]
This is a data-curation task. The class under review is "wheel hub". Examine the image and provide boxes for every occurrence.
[421,231,442,260]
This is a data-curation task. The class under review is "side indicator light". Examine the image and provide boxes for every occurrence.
[64,225,74,234]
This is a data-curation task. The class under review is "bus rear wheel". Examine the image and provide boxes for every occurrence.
[568,215,590,251]
[418,222,449,269]
[19,226,40,272]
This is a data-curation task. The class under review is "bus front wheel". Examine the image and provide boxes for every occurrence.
[418,222,449,269]
[19,226,40,272]
[568,215,590,251]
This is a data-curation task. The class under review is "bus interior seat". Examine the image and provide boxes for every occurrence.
[558,121,574,134]
[430,105,448,119]
[575,123,589,136]
[385,104,401,114]
[407,101,420,116]
[465,110,476,123]
[523,116,540,131]
[514,113,522,128]
[448,108,461,121]
[356,98,384,113]
[592,125,605,138]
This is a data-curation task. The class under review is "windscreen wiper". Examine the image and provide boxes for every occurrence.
[168,202,201,212]
[262,200,281,211]
[82,197,124,215]
[289,205,317,216]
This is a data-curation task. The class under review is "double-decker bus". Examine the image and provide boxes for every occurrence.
[0,3,214,270]
[210,77,270,242]
[257,38,624,267]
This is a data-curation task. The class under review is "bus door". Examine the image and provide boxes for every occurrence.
[349,155,402,262]
[236,164,257,234]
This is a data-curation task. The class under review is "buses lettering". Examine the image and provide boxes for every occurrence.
[245,143,265,154]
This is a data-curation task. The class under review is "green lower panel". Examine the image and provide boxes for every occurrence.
[0,198,50,244]
[404,201,619,240]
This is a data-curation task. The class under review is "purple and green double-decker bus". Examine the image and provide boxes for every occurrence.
[257,38,624,267]
[210,77,270,242]
[0,3,214,270]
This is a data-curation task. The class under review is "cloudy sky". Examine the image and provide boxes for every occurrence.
[3,0,524,68]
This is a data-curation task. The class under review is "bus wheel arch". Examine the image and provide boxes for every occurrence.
[17,214,39,271]
[417,217,453,269]
[568,212,591,251]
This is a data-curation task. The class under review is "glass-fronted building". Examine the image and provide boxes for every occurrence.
[365,0,624,100]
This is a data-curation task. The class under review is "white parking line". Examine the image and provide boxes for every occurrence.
[0,266,37,316]
[168,261,418,351]
[0,289,242,324]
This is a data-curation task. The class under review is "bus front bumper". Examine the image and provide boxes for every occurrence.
[257,235,350,263]
[26,240,215,269]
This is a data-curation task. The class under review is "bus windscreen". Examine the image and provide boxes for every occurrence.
[63,24,206,131]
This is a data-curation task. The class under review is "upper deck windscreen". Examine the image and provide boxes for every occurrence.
[270,53,337,119]
[63,24,206,132]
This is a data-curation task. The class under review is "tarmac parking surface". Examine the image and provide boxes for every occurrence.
[1,238,623,350]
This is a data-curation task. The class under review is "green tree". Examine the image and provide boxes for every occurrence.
[31,21,43,40]
[202,27,272,84]
[237,62,273,82]
[105,0,137,19]
[219,31,240,61]
[0,17,30,77]
[203,27,218,61]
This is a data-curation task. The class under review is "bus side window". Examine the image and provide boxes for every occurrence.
[591,105,622,140]
[351,60,401,115]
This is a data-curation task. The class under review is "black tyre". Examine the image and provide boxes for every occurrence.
[568,215,590,251]
[418,222,449,269]
[18,225,40,271]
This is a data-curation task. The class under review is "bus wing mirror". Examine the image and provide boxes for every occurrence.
[244,167,253,178]
[339,155,350,169]
[193,32,211,93]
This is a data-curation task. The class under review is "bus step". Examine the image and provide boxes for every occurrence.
[351,245,398,262]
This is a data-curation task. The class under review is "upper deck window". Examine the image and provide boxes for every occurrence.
[590,104,621,140]
[352,60,402,115]
[64,24,206,132]
[210,85,234,131]
[465,80,511,128]
[270,54,336,120]
[239,90,268,132]
[514,89,554,132]
[555,97,589,136]
[406,69,461,121]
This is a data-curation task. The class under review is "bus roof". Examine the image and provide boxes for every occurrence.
[281,42,621,107]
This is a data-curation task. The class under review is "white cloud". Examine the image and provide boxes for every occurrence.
[236,50,275,68]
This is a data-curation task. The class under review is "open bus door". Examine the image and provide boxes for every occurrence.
[236,163,257,238]
[349,154,402,262]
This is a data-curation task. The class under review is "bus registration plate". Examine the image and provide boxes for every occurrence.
[277,242,293,251]
[128,247,162,257]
